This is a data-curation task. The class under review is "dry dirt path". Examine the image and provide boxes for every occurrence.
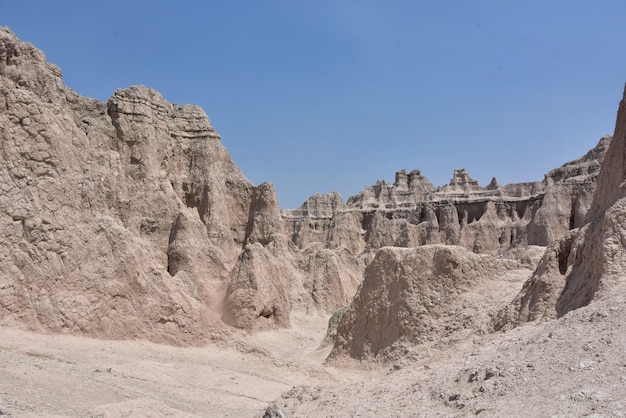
[0,313,376,417]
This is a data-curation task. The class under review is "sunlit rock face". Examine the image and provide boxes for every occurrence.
[0,27,366,338]
[283,136,609,256]
[0,26,616,345]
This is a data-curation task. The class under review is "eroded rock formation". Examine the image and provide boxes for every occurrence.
[283,138,609,257]
[329,84,626,360]
[494,85,626,329]
[0,27,262,344]
[0,26,618,350]
[329,245,540,361]
[0,27,360,341]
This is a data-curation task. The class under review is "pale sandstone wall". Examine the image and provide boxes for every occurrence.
[0,28,362,338]
[284,138,609,256]
[494,85,626,329]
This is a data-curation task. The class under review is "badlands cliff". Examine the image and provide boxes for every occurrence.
[274,85,626,416]
[2,25,626,417]
[283,137,609,257]
[0,26,614,347]
[494,83,626,329]
[0,27,359,342]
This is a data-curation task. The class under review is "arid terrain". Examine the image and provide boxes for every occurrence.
[3,276,626,417]
[0,313,367,417]
[1,26,626,417]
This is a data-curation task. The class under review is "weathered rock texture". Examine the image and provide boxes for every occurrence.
[283,138,609,257]
[329,245,540,361]
[0,27,360,341]
[0,27,616,349]
[325,133,612,360]
[494,84,626,329]
[0,27,257,343]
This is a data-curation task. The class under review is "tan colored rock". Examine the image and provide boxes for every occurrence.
[223,181,362,328]
[222,240,295,329]
[284,138,609,258]
[494,85,626,330]
[589,85,626,218]
[0,25,620,349]
[0,28,377,336]
[330,245,525,360]
[0,27,256,343]
[301,246,363,311]
[223,182,300,329]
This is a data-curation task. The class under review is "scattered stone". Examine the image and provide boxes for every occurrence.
[570,389,601,402]
[263,403,289,418]
[468,370,480,383]
[484,368,497,380]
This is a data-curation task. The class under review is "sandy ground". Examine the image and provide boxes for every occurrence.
[0,254,540,418]
[0,313,379,417]
[278,299,626,417]
[4,303,625,418]
[2,255,624,417]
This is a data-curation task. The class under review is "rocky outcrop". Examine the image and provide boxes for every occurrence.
[329,245,537,361]
[325,131,611,360]
[283,137,609,257]
[0,27,364,339]
[0,26,619,348]
[223,182,298,329]
[494,85,626,329]
[0,27,260,344]
[224,184,362,329]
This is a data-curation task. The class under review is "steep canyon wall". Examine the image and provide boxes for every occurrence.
[0,27,615,348]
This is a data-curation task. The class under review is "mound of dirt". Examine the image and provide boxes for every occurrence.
[330,245,541,361]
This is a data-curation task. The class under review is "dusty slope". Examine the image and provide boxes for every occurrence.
[279,300,626,417]
[2,295,623,417]
[0,313,378,417]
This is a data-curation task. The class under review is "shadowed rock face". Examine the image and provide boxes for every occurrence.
[494,85,626,329]
[283,138,609,257]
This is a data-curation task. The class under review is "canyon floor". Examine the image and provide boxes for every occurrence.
[0,312,379,417]
[2,262,625,418]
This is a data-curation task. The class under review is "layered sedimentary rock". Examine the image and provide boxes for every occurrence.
[0,27,361,341]
[494,85,626,329]
[283,139,609,256]
[0,27,259,343]
[0,26,619,350]
[328,130,613,360]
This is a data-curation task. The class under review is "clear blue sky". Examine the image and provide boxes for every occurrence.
[2,1,625,208]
